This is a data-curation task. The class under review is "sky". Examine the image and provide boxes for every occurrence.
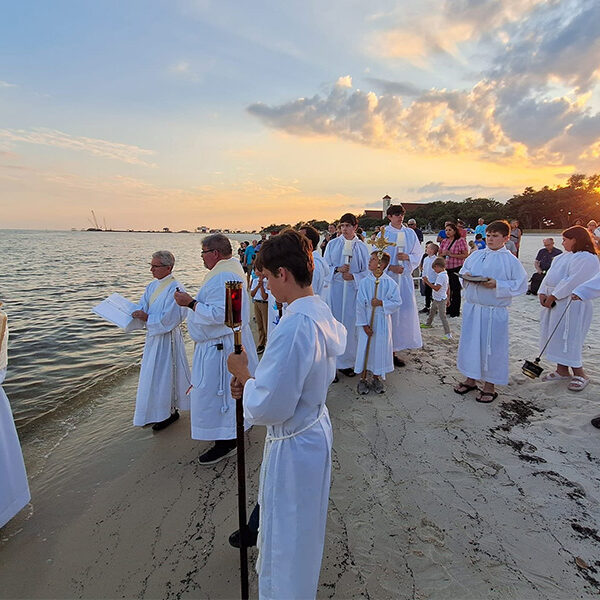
[1,0,599,231]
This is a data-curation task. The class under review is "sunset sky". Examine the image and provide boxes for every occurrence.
[1,0,599,231]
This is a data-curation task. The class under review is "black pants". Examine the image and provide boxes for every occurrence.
[248,503,260,533]
[446,267,462,317]
[424,285,432,309]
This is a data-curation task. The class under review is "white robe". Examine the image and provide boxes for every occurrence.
[0,320,30,529]
[243,295,346,600]
[377,225,423,351]
[187,267,258,440]
[354,273,402,378]
[457,247,527,385]
[312,249,330,302]
[324,235,370,369]
[573,271,600,300]
[539,251,600,368]
[133,276,191,426]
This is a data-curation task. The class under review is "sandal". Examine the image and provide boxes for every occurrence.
[476,390,498,403]
[454,382,478,395]
[541,371,571,382]
[568,376,589,392]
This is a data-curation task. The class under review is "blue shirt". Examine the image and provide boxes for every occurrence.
[474,239,486,250]
[474,224,487,238]
[244,245,256,265]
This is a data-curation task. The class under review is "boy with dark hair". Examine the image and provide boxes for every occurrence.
[377,204,422,366]
[228,228,346,600]
[298,223,330,301]
[324,213,370,378]
[454,220,527,403]
[474,233,486,250]
[354,251,401,393]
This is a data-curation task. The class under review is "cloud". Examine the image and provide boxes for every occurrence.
[0,128,156,166]
[365,78,423,97]
[247,0,600,170]
[0,80,17,88]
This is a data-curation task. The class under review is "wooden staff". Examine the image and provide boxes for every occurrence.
[340,239,353,320]
[225,281,249,600]
[358,234,395,392]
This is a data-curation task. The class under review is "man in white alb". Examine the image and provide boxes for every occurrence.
[174,234,258,465]
[131,251,191,431]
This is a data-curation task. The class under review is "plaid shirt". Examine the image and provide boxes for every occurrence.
[440,236,468,270]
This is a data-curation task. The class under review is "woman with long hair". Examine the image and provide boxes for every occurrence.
[539,225,600,391]
[439,222,469,317]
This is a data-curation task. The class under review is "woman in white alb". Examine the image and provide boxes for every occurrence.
[539,226,600,391]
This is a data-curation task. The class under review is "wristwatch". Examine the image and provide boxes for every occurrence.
[187,299,197,310]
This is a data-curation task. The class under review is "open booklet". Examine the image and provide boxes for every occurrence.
[92,293,145,332]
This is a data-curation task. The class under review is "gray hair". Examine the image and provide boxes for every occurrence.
[202,233,232,257]
[152,250,175,267]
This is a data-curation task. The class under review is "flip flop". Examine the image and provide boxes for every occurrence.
[454,382,478,395]
[541,371,571,382]
[568,376,589,392]
[476,390,498,403]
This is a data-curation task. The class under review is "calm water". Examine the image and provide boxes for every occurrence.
[0,229,558,433]
[1,230,254,430]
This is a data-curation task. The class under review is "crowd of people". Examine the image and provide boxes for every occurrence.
[4,207,600,599]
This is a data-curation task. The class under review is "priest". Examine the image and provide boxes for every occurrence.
[131,251,191,431]
[0,304,30,528]
[227,229,346,600]
[174,234,258,465]
[324,213,370,378]
[377,204,422,366]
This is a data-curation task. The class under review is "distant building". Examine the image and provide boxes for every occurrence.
[382,194,392,213]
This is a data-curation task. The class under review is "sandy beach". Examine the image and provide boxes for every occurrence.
[2,276,600,599]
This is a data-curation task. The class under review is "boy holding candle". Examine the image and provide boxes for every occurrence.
[377,204,423,366]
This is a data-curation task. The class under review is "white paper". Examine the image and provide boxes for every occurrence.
[92,293,145,332]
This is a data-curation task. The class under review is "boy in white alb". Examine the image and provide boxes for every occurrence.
[228,229,346,600]
[454,220,528,403]
[354,251,402,393]
[421,257,452,338]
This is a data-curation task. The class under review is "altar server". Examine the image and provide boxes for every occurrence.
[324,213,370,377]
[298,224,330,301]
[354,251,402,392]
[538,226,600,392]
[377,204,422,366]
[228,229,346,600]
[131,251,191,431]
[0,304,30,528]
[454,220,528,403]
[174,234,258,465]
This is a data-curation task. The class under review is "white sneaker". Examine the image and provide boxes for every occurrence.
[443,333,453,340]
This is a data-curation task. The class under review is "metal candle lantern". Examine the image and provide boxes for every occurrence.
[226,281,244,352]
[224,280,249,600]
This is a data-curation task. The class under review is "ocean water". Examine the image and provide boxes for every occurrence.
[1,229,253,431]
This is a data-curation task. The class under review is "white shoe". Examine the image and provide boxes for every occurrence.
[443,333,453,340]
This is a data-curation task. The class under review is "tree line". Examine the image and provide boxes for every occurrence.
[259,174,600,233]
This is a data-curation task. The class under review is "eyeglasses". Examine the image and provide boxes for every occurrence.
[201,249,216,254]
[149,263,169,269]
